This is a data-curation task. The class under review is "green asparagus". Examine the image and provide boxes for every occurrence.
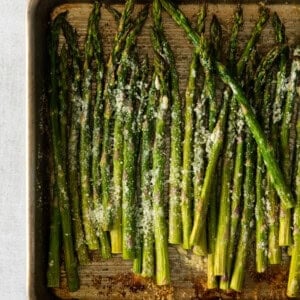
[269,12,287,259]
[279,47,300,246]
[100,0,135,231]
[287,116,300,298]
[49,13,79,291]
[150,13,170,283]
[80,2,101,251]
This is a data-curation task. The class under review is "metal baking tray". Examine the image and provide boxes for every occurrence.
[27,0,300,299]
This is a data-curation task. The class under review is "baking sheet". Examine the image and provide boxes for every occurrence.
[28,1,300,299]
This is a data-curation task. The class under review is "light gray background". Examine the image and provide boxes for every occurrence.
[0,1,26,298]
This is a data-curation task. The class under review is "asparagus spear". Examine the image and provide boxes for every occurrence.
[85,3,112,259]
[181,49,199,247]
[47,45,69,287]
[230,128,256,292]
[49,13,79,291]
[267,12,287,264]
[110,87,125,254]
[279,47,300,246]
[132,57,151,274]
[80,2,101,251]
[191,3,208,256]
[165,22,183,249]
[139,69,156,278]
[287,115,300,298]
[122,59,139,260]
[47,167,61,287]
[100,0,135,231]
[152,0,183,248]
[206,14,223,288]
[150,19,170,284]
[213,96,236,277]
[218,7,243,290]
[255,78,274,273]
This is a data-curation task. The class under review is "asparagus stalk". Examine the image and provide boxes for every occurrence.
[133,59,151,274]
[47,46,69,287]
[80,2,101,251]
[255,152,268,273]
[122,60,139,260]
[153,0,183,248]
[279,47,300,246]
[181,50,200,248]
[47,168,61,287]
[49,13,79,291]
[213,96,236,277]
[100,0,135,231]
[255,78,274,273]
[266,12,287,264]
[206,14,223,288]
[287,116,300,298]
[110,85,125,254]
[151,81,170,285]
[219,7,243,290]
[192,93,208,253]
[230,129,256,292]
[150,19,170,284]
[191,3,208,256]
[140,73,156,278]
[165,25,183,249]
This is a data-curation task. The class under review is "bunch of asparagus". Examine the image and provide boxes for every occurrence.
[160,0,299,296]
[46,0,300,297]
